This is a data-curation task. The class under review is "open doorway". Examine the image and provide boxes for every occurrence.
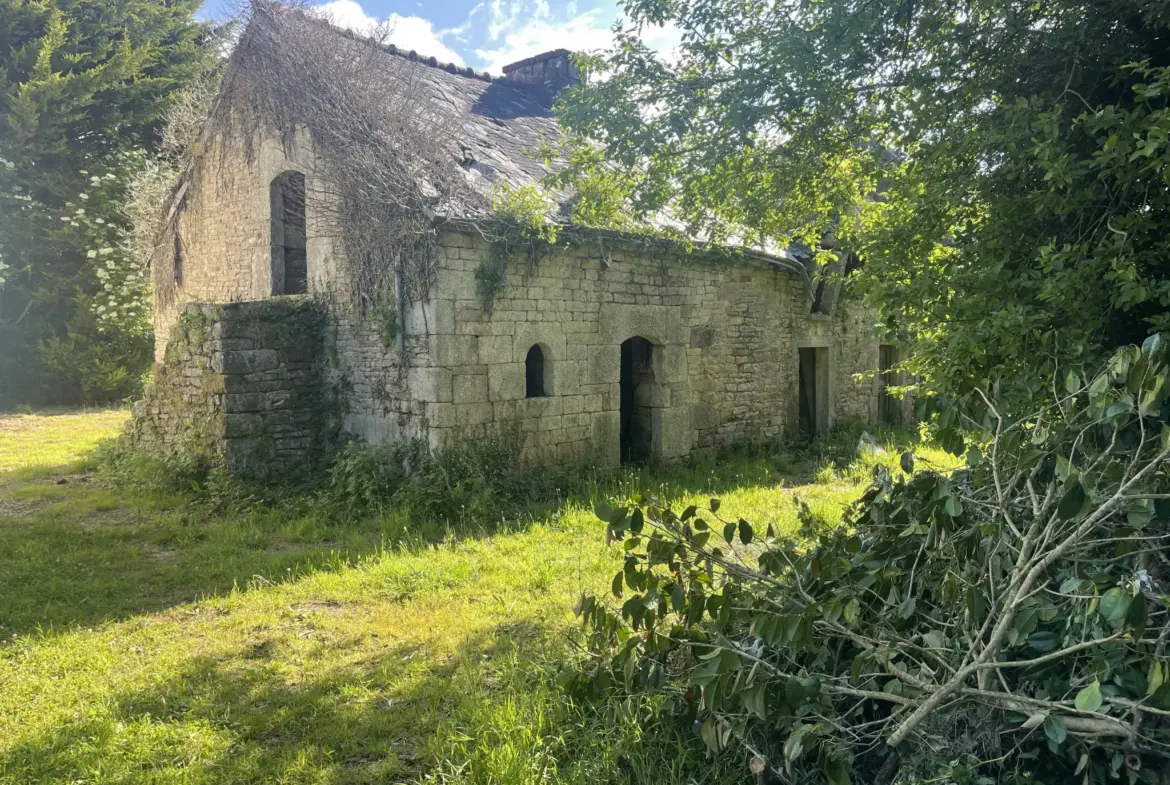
[620,337,656,464]
[798,346,830,437]
[878,344,900,425]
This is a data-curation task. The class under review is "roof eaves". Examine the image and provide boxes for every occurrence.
[435,216,812,290]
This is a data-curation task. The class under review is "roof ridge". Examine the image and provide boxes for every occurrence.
[285,7,497,83]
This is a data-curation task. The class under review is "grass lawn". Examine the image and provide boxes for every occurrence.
[0,408,129,477]
[0,409,954,784]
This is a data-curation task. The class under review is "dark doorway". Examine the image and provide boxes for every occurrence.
[270,171,307,295]
[798,346,830,437]
[620,337,655,464]
[798,348,817,436]
[878,344,899,424]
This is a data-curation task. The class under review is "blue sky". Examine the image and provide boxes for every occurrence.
[200,0,680,75]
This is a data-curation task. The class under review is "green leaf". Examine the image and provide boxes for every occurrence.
[799,675,821,699]
[691,657,722,687]
[709,498,721,514]
[1020,712,1047,730]
[611,571,623,598]
[738,519,753,545]
[1099,587,1131,624]
[783,723,819,763]
[785,677,805,707]
[824,754,852,785]
[1147,661,1164,696]
[1028,631,1059,652]
[1127,498,1153,527]
[594,502,615,523]
[723,522,736,544]
[944,495,963,517]
[1074,680,1103,713]
[1143,332,1167,362]
[1127,594,1148,636]
[1150,683,1170,710]
[897,596,917,619]
[1056,481,1088,521]
[1044,714,1068,744]
[719,648,742,673]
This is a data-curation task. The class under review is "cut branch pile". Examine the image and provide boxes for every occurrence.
[576,336,1170,784]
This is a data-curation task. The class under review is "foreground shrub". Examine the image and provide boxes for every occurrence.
[573,337,1170,784]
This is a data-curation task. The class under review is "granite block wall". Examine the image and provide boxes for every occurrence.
[366,228,891,466]
[128,299,337,478]
[151,125,341,362]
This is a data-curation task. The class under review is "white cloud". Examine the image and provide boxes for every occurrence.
[311,0,465,66]
[439,1,484,43]
[474,0,680,75]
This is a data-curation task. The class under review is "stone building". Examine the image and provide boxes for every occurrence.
[131,6,906,476]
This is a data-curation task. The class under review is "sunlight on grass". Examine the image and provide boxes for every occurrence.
[0,411,956,784]
[0,408,128,476]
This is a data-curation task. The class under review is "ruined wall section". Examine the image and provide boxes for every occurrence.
[151,126,340,361]
[129,299,338,479]
[151,120,428,448]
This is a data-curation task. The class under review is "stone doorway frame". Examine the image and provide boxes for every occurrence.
[595,303,694,463]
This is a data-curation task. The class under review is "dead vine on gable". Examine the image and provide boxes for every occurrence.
[203,0,490,311]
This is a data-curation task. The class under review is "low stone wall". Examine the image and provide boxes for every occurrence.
[128,298,337,479]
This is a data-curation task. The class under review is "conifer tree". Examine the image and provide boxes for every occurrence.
[0,0,208,405]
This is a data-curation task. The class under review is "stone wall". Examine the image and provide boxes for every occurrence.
[151,125,341,361]
[129,299,337,479]
[370,228,889,466]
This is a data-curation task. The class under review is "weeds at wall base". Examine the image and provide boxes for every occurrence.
[103,418,924,536]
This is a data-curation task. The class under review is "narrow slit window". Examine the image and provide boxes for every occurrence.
[525,345,547,398]
[173,231,185,287]
[270,171,307,295]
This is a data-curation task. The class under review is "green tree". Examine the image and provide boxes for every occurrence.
[0,0,208,407]
[555,0,1170,407]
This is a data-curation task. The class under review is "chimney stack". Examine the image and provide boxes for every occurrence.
[501,49,580,106]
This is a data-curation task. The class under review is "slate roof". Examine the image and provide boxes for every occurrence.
[404,58,567,211]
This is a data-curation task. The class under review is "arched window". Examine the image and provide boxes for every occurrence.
[525,344,547,398]
[270,171,307,295]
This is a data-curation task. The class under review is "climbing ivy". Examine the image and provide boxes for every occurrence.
[476,185,560,309]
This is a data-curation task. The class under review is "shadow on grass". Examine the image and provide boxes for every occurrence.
[0,423,920,639]
[0,464,406,638]
[0,620,741,785]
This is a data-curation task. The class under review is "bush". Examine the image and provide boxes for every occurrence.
[96,438,212,493]
[572,336,1170,784]
[325,433,566,523]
